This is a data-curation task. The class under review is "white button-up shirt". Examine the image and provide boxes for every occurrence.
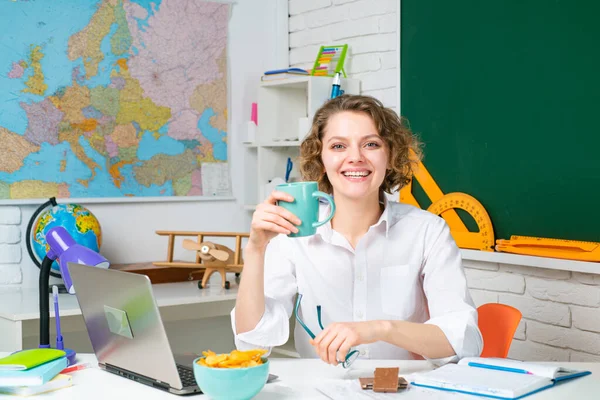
[231,200,483,363]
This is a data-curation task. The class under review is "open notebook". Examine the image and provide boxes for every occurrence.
[409,357,591,399]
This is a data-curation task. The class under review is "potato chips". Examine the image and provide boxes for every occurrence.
[197,349,268,369]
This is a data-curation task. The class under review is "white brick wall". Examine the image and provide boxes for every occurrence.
[466,261,600,362]
[499,293,571,327]
[0,225,21,244]
[0,207,22,285]
[289,0,398,109]
[465,269,525,294]
[0,207,21,225]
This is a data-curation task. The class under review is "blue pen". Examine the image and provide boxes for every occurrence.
[53,285,76,365]
[330,73,342,99]
[53,285,64,351]
[468,362,532,375]
[285,158,293,182]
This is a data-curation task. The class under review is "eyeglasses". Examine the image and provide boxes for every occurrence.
[294,294,359,368]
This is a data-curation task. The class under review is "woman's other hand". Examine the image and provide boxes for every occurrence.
[310,321,385,366]
[247,190,301,251]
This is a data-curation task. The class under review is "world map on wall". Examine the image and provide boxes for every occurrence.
[0,0,230,201]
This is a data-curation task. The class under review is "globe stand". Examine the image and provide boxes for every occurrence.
[26,197,62,279]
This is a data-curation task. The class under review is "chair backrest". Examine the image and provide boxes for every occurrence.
[477,303,522,358]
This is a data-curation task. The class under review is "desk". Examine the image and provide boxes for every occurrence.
[0,274,238,353]
[1,353,598,399]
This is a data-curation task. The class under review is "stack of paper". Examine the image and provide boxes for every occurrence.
[316,379,401,399]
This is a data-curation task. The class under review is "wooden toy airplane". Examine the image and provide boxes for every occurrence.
[399,150,495,251]
[153,231,249,290]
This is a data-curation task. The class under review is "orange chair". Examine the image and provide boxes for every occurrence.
[477,303,522,358]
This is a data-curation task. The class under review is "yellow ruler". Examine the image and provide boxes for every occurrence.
[496,236,600,262]
[400,151,495,251]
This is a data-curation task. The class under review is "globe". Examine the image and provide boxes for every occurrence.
[31,203,102,274]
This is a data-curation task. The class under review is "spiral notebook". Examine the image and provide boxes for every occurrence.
[410,357,591,399]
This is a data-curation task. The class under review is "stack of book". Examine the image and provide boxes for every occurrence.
[0,348,72,397]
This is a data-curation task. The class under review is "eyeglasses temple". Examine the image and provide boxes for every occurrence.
[316,305,325,330]
[295,294,316,339]
[342,349,360,368]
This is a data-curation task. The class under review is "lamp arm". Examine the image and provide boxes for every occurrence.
[39,256,53,347]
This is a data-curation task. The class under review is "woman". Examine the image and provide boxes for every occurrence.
[232,94,482,366]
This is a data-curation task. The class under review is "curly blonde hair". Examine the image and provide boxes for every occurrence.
[299,94,422,195]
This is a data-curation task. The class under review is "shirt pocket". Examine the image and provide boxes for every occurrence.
[379,265,419,318]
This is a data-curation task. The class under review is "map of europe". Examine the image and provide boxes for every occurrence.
[0,0,229,200]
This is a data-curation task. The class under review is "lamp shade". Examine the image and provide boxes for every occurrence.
[45,226,110,294]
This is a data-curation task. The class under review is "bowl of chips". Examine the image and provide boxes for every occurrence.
[193,349,269,400]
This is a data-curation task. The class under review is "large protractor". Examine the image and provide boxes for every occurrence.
[427,192,495,251]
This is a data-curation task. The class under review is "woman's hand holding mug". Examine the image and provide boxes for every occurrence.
[247,190,301,251]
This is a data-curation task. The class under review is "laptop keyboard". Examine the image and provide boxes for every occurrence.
[176,364,197,387]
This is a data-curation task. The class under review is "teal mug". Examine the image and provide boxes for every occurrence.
[276,181,335,237]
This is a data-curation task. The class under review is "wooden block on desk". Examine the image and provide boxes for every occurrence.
[373,367,401,393]
[110,262,204,284]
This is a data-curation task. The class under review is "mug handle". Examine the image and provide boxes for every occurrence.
[312,191,335,228]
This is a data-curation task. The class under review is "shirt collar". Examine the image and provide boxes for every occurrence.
[314,196,392,242]
[373,196,391,237]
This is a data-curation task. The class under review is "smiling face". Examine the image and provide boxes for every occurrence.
[300,95,421,199]
[321,111,389,202]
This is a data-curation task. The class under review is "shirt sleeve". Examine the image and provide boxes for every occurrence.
[421,217,483,365]
[230,235,297,354]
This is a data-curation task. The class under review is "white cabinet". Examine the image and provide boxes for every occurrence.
[242,76,360,209]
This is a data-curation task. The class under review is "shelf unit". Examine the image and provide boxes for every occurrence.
[242,76,360,209]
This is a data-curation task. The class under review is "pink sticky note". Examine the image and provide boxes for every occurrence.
[251,102,258,125]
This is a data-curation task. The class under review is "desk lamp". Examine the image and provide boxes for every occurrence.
[39,226,110,364]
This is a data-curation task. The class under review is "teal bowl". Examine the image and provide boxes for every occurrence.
[192,357,269,400]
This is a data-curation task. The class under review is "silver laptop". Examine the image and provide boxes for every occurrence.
[68,262,201,395]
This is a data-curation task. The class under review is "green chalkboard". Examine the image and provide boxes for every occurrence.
[401,0,600,242]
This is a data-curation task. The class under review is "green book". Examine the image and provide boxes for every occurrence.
[0,349,66,371]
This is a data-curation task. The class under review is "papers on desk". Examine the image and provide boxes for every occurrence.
[315,380,402,399]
